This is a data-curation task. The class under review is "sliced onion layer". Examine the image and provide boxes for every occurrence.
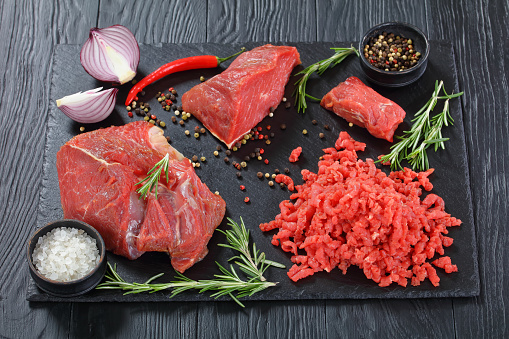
[56,87,118,123]
[80,25,140,84]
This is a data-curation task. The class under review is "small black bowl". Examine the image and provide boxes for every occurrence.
[27,219,107,297]
[359,22,430,87]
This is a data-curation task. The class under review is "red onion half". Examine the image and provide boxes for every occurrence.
[80,25,140,84]
[56,87,118,123]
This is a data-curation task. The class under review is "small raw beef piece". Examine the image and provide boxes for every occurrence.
[320,76,406,142]
[57,121,226,272]
[289,146,302,162]
[182,44,301,148]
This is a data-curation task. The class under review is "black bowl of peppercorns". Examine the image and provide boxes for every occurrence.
[359,22,429,87]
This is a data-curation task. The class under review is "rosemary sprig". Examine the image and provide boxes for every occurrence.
[96,217,285,307]
[135,153,170,199]
[378,80,463,171]
[294,46,359,113]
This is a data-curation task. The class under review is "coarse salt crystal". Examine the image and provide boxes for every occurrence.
[32,227,100,282]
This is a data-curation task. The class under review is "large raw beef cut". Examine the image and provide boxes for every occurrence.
[56,121,226,272]
[320,76,406,142]
[182,44,301,148]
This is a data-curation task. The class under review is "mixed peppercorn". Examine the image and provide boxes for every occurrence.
[364,32,421,71]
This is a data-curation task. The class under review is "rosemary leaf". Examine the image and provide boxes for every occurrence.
[293,46,359,113]
[96,217,284,307]
[378,80,463,171]
[135,153,170,199]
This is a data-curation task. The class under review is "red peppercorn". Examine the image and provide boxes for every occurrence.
[259,148,265,154]
[134,96,139,101]
[128,111,133,118]
[169,87,174,91]
[166,99,173,105]
[240,185,245,191]
[266,125,271,130]
[264,159,269,165]
[151,114,157,120]
[258,135,264,140]
[244,197,250,203]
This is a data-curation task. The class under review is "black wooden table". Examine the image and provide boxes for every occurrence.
[1,1,507,338]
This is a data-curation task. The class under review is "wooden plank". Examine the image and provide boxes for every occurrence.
[429,0,509,337]
[206,0,317,43]
[315,1,455,338]
[197,301,327,338]
[317,0,430,42]
[0,0,98,338]
[96,0,207,43]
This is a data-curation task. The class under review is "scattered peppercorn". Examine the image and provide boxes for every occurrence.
[200,76,205,82]
[285,102,291,109]
[319,132,325,139]
[216,145,222,151]
[225,150,231,156]
[171,116,177,123]
[312,119,317,125]
[200,128,206,134]
[244,197,250,203]
[268,181,274,187]
[79,126,85,132]
[166,136,171,143]
[224,157,230,163]
[192,155,199,162]
[257,172,264,179]
[302,129,308,135]
[213,150,219,157]
[324,124,330,130]
[280,124,287,130]
[236,172,242,178]
[284,168,290,174]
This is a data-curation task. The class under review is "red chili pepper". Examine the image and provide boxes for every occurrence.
[125,48,246,106]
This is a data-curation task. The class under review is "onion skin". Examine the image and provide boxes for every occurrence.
[80,25,140,84]
[56,87,118,123]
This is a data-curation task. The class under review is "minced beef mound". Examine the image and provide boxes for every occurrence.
[260,132,460,287]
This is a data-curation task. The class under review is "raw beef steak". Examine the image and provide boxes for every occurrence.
[56,121,226,272]
[182,44,301,148]
[321,76,406,142]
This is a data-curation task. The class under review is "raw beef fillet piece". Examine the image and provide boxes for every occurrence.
[56,121,226,272]
[182,44,301,148]
[320,76,406,142]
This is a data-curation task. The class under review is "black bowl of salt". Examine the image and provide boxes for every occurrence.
[27,219,107,297]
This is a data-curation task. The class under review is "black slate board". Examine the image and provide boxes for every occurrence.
[28,41,479,302]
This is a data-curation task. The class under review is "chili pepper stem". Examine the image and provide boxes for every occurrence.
[217,47,246,65]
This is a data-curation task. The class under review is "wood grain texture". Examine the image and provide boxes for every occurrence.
[1,0,508,337]
[96,0,207,44]
[206,0,317,43]
[429,0,509,337]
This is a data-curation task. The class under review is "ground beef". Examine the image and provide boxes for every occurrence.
[289,146,302,162]
[260,131,461,287]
